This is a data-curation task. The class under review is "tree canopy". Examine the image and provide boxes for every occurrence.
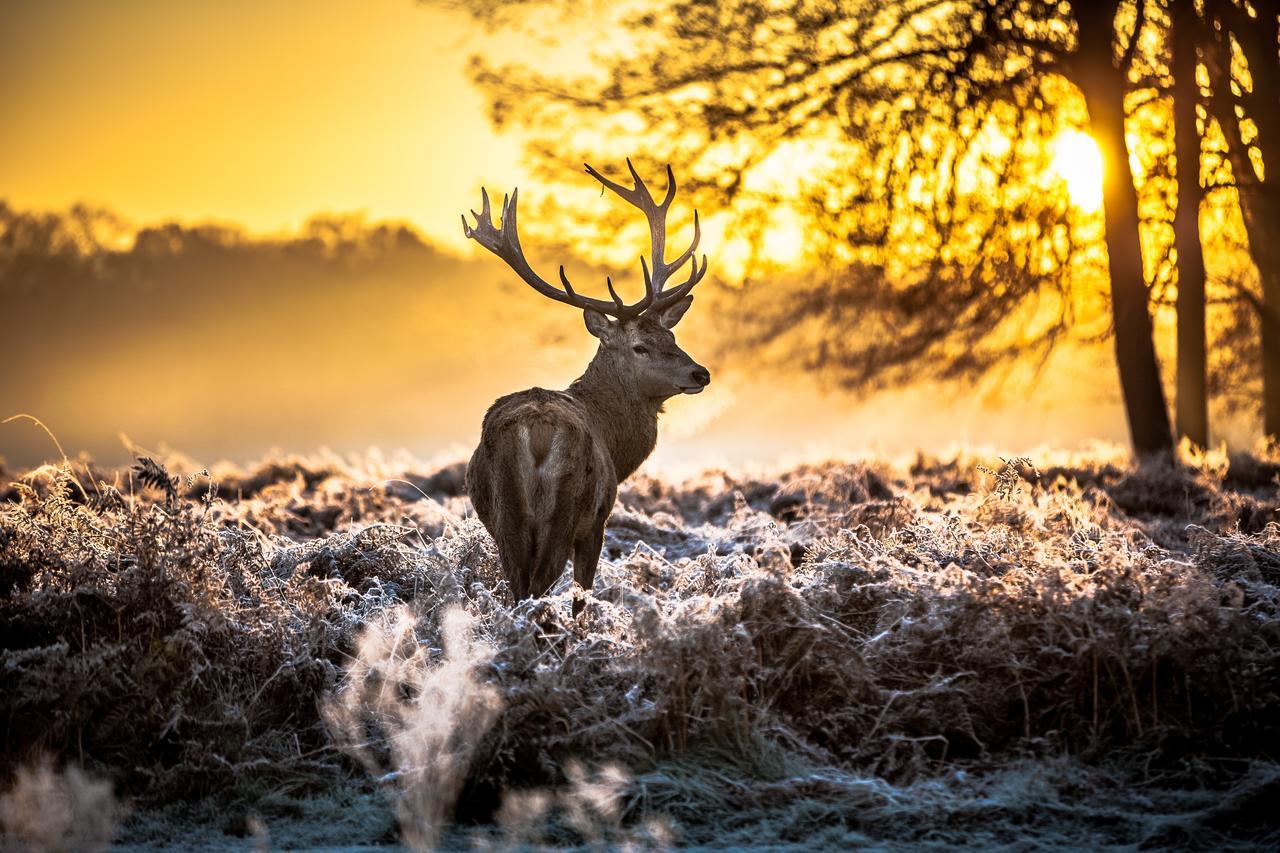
[448,0,1279,451]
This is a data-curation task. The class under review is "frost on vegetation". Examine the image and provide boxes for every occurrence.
[0,446,1279,847]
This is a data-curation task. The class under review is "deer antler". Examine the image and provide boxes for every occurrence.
[583,159,708,316]
[462,160,707,320]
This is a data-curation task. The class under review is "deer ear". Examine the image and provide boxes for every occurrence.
[656,296,693,329]
[583,308,615,340]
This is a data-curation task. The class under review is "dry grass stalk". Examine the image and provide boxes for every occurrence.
[323,606,502,850]
[0,758,123,852]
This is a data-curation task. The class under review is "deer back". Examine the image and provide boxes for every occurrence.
[467,389,617,556]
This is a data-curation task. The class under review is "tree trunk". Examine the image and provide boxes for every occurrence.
[1072,8,1174,456]
[1206,1,1280,438]
[1173,0,1209,447]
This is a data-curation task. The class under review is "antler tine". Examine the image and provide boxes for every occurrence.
[661,209,701,276]
[462,186,492,238]
[557,266,577,296]
[638,256,657,304]
[503,186,519,236]
[659,164,677,210]
[584,162,638,206]
[584,158,669,214]
[649,253,709,313]
[605,276,626,313]
[624,158,658,211]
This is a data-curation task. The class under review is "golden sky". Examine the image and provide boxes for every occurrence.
[0,0,532,252]
[2,1,1253,468]
[0,0,1115,259]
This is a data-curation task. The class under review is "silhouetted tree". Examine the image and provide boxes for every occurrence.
[1071,2,1174,454]
[1202,0,1280,438]
[1173,0,1209,447]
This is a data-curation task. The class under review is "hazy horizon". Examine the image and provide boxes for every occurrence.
[7,193,1269,472]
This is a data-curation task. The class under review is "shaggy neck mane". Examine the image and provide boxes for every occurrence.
[566,347,664,479]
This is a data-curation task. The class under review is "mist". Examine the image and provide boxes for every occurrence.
[1,201,1151,473]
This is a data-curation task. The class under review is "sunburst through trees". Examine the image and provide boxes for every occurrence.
[448,0,1280,454]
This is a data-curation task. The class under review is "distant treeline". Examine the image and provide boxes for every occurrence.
[1,201,448,311]
[0,202,578,467]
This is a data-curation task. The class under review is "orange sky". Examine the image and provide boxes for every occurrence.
[0,0,1114,264]
[2,1,1262,468]
[0,0,537,252]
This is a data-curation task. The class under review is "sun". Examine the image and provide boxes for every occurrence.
[1050,130,1104,212]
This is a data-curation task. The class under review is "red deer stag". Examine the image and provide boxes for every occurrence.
[461,160,710,614]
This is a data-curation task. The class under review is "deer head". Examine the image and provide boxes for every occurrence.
[462,160,711,400]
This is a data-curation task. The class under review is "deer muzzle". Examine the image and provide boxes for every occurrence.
[681,365,712,394]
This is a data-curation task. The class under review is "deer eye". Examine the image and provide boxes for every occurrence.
[632,345,649,356]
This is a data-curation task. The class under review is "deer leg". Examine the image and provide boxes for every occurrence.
[571,514,608,617]
[494,524,533,603]
[527,534,573,603]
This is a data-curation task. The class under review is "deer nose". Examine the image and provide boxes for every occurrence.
[691,366,711,387]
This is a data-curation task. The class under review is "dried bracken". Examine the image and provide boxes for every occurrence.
[1,447,1278,848]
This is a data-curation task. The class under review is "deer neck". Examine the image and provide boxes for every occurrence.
[567,350,663,480]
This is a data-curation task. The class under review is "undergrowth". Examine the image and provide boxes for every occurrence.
[1,447,1278,848]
